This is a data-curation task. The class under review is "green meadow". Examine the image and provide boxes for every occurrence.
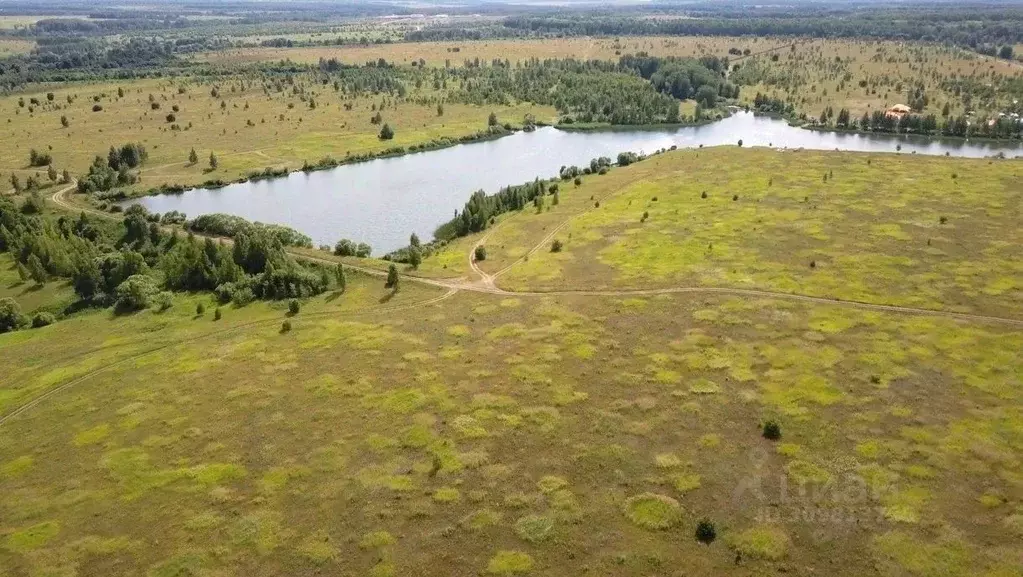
[1,147,1022,577]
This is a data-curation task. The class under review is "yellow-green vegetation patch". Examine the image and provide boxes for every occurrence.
[461,509,503,531]
[655,453,682,468]
[672,473,702,494]
[487,551,535,575]
[785,459,833,485]
[872,531,973,576]
[624,493,683,530]
[882,486,931,524]
[1,455,33,478]
[433,487,461,502]
[4,521,60,553]
[514,515,554,543]
[73,423,111,446]
[447,324,471,337]
[358,530,396,549]
[537,475,569,493]
[294,530,336,563]
[728,526,791,560]
[229,510,288,555]
[688,378,721,394]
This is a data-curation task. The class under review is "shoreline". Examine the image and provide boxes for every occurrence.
[102,112,1023,209]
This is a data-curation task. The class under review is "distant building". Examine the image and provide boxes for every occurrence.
[885,104,912,119]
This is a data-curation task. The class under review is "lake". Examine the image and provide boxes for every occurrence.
[123,112,1023,255]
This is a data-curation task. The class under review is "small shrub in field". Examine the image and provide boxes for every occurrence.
[574,177,581,186]
[641,211,649,222]
[701,191,708,199]
[809,260,816,268]
[196,302,205,316]
[214,308,222,321]
[696,519,717,544]
[763,420,781,440]
[31,312,55,328]
[155,292,173,312]
[550,239,563,253]
[288,299,300,315]
[281,320,292,333]
[939,216,948,224]
[474,246,487,261]
[385,264,399,289]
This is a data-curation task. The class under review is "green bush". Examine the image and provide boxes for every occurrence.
[695,519,717,544]
[115,274,159,312]
[385,264,399,289]
[155,291,173,312]
[196,302,206,316]
[474,246,487,261]
[762,420,781,440]
[31,312,55,328]
[551,239,564,253]
[288,299,300,315]
[214,308,222,321]
[281,319,292,333]
[0,297,25,333]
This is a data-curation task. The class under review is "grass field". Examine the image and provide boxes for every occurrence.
[0,38,34,56]
[461,147,1022,318]
[196,36,1023,121]
[737,39,1023,119]
[195,36,768,67]
[0,76,555,193]
[1,147,1022,577]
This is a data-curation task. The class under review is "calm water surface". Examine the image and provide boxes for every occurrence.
[124,112,1023,254]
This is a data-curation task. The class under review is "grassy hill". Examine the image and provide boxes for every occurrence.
[1,147,1021,577]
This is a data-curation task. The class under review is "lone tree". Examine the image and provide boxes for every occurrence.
[762,420,781,440]
[408,246,422,269]
[385,263,399,289]
[379,123,394,140]
[0,297,23,333]
[695,520,717,544]
[335,263,346,292]
[209,151,218,170]
[410,232,420,247]
[189,148,199,165]
[488,111,498,127]
[26,254,47,285]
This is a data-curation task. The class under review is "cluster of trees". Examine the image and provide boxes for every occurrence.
[0,37,180,90]
[435,152,641,241]
[449,57,727,125]
[0,195,340,332]
[804,106,1023,139]
[185,213,313,248]
[314,58,410,95]
[76,143,148,193]
[333,238,372,258]
[620,54,737,107]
